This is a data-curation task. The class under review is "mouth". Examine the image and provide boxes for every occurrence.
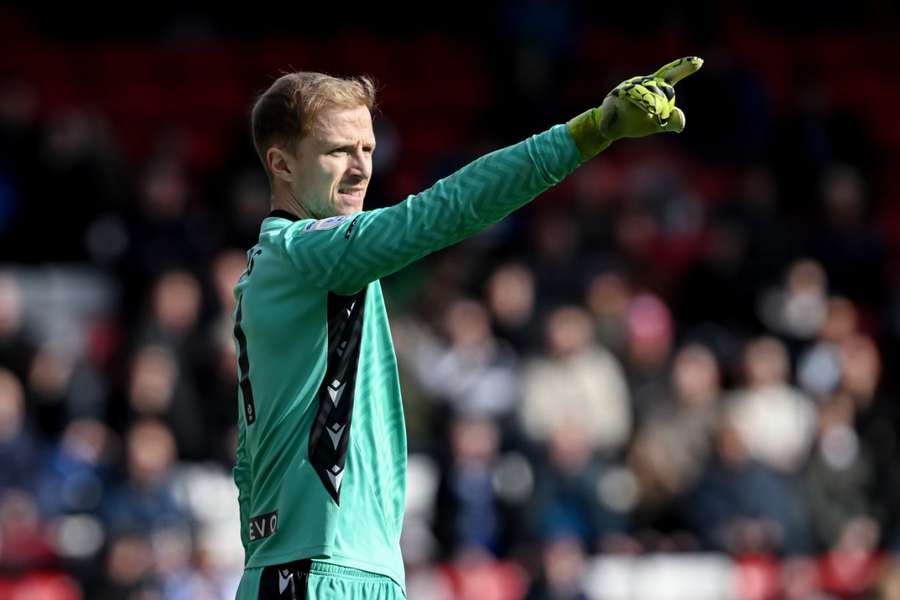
[337,187,365,202]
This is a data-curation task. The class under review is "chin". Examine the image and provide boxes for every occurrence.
[339,200,365,215]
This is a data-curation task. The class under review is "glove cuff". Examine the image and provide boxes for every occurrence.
[566,107,612,160]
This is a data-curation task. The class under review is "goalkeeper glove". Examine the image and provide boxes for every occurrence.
[567,56,703,159]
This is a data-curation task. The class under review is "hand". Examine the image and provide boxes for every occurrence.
[567,56,703,158]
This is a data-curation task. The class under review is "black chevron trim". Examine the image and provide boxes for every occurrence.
[308,288,367,504]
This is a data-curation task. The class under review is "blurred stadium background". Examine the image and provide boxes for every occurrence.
[2,2,900,599]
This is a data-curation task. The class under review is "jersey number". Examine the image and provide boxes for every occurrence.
[235,249,262,424]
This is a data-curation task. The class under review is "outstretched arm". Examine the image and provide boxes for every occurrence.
[281,57,702,295]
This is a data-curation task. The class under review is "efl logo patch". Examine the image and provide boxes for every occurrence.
[302,216,348,233]
[248,511,278,541]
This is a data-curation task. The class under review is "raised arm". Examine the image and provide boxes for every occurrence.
[280,57,702,295]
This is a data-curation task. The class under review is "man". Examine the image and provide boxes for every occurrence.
[234,58,702,599]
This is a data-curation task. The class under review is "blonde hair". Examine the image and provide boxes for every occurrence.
[250,72,376,178]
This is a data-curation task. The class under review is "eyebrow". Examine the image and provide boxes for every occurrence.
[324,140,376,150]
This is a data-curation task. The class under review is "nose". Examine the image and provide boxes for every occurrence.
[348,147,371,180]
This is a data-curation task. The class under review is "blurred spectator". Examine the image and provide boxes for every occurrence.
[621,155,708,285]
[222,169,271,250]
[803,393,875,551]
[623,293,674,419]
[805,394,878,550]
[26,344,77,437]
[684,418,810,554]
[114,343,207,459]
[485,262,540,353]
[527,212,584,309]
[809,164,887,308]
[434,415,506,557]
[525,532,590,600]
[728,336,817,473]
[0,368,42,492]
[142,269,204,345]
[819,297,859,344]
[102,419,191,536]
[35,418,112,518]
[116,157,218,323]
[0,273,35,382]
[818,516,884,598]
[877,559,900,600]
[626,344,722,544]
[35,419,112,582]
[403,298,521,419]
[841,334,900,550]
[194,321,241,465]
[796,296,858,397]
[759,259,829,343]
[210,249,247,318]
[529,425,628,553]
[92,532,160,600]
[0,489,55,570]
[156,527,221,600]
[519,306,632,456]
[584,269,630,357]
[190,248,246,461]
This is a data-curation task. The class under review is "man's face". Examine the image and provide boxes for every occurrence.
[283,105,375,218]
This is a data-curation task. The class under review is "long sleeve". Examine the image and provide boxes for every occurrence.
[275,124,583,294]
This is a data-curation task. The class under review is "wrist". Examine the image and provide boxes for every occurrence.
[566,107,612,160]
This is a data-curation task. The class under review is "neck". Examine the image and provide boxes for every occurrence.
[271,185,313,220]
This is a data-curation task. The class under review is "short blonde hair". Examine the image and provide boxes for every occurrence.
[250,72,376,177]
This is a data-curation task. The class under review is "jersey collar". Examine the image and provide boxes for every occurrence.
[268,209,301,222]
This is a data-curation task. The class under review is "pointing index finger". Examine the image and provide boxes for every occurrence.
[653,56,704,85]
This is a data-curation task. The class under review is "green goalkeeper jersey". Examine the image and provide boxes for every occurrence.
[232,123,582,589]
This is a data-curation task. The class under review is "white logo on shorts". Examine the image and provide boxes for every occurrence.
[279,569,291,594]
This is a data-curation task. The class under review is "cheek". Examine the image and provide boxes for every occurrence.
[300,159,334,198]
[318,158,345,185]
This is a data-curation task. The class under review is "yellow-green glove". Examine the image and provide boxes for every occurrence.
[567,56,703,159]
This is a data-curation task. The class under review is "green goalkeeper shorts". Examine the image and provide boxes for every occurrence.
[236,559,406,599]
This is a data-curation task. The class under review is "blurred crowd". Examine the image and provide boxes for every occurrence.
[3,3,900,599]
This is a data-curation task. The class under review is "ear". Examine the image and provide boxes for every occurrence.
[267,146,293,184]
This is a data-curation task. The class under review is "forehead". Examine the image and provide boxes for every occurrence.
[309,105,374,143]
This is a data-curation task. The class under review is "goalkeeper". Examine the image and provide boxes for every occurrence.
[234,57,702,600]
